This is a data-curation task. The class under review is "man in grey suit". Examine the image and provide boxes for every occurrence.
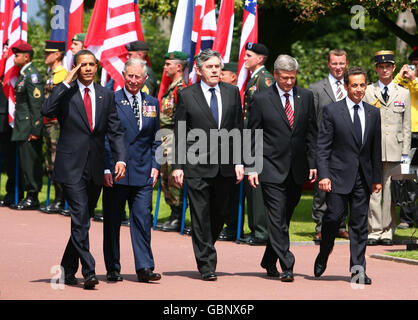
[364,50,411,246]
[308,49,349,241]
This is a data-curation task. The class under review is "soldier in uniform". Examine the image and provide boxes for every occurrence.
[156,51,188,232]
[242,42,275,246]
[364,51,411,246]
[9,40,44,210]
[39,40,68,214]
[0,41,23,207]
[70,33,86,56]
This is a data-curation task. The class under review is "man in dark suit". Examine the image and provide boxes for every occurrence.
[102,58,161,283]
[42,50,126,289]
[314,66,382,285]
[172,49,244,281]
[247,54,317,282]
[308,49,349,241]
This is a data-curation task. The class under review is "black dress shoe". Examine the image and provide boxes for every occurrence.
[93,214,104,222]
[182,226,192,235]
[161,218,181,232]
[64,275,78,286]
[0,194,13,207]
[83,275,99,289]
[314,253,328,278]
[244,236,267,246]
[106,270,123,282]
[201,272,217,281]
[59,208,71,216]
[280,270,294,282]
[380,239,393,246]
[10,196,40,210]
[136,268,161,282]
[351,272,372,285]
[260,262,280,277]
[121,219,130,227]
[39,201,64,214]
[218,228,237,241]
[366,239,379,246]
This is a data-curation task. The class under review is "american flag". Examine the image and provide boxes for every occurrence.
[84,0,144,91]
[188,0,217,84]
[237,0,258,104]
[2,0,27,126]
[212,0,234,63]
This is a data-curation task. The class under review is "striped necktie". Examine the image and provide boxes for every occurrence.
[132,95,141,129]
[284,93,294,129]
[335,80,344,101]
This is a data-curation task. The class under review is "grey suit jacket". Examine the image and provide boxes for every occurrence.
[308,77,337,126]
[364,82,411,162]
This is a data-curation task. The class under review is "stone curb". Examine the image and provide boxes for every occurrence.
[370,254,418,266]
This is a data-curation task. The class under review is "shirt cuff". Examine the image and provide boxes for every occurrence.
[104,169,111,174]
[116,161,126,167]
[63,81,71,88]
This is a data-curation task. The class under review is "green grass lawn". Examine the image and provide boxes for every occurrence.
[385,250,418,261]
[3,173,416,242]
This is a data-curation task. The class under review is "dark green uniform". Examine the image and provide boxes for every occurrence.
[12,62,44,196]
[141,66,158,98]
[159,76,187,220]
[244,66,275,242]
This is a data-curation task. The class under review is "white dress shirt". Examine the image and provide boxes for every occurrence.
[346,97,365,141]
[276,83,294,111]
[328,73,347,101]
[201,81,222,129]
[123,87,143,131]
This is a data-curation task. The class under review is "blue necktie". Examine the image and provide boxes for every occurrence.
[353,104,362,144]
[209,88,219,126]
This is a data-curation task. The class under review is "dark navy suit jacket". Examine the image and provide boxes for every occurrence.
[105,89,160,187]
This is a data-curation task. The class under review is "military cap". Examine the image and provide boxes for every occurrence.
[223,62,238,73]
[72,33,86,42]
[374,50,395,65]
[45,40,66,52]
[126,40,149,52]
[245,42,269,56]
[408,47,418,61]
[11,40,33,54]
[164,51,188,60]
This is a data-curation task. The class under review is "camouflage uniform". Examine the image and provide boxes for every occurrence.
[160,76,187,216]
[244,66,275,241]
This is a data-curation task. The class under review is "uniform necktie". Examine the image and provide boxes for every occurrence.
[132,95,141,129]
[336,80,344,101]
[209,88,219,126]
[83,88,93,131]
[284,93,294,129]
[353,104,362,144]
[382,86,389,103]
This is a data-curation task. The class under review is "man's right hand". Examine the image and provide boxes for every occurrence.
[64,63,81,85]
[172,169,184,187]
[104,173,113,187]
[319,178,332,192]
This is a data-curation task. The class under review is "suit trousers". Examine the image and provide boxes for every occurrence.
[312,181,347,233]
[368,161,398,240]
[260,175,302,272]
[103,184,154,273]
[60,162,102,278]
[186,174,234,275]
[320,169,370,272]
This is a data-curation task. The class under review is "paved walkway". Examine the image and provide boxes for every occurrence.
[1,206,417,301]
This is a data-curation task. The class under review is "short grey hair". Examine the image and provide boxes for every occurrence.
[124,58,148,76]
[274,54,299,72]
[195,49,223,69]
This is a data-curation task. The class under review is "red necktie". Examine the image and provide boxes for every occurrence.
[284,93,294,129]
[84,87,93,131]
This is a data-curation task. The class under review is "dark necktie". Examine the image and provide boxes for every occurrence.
[83,88,93,131]
[382,86,389,103]
[353,104,362,144]
[132,95,141,129]
[209,88,219,126]
[284,93,294,129]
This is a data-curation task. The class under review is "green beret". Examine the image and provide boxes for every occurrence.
[222,62,238,73]
[164,51,188,60]
[72,33,86,42]
[374,50,395,65]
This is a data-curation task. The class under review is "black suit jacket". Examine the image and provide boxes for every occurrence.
[317,99,382,194]
[173,81,243,178]
[247,85,317,185]
[41,82,126,185]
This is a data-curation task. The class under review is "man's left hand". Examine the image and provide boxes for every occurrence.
[114,162,126,182]
[309,169,317,183]
[235,166,244,184]
[372,183,382,193]
[151,168,159,187]
[28,134,39,141]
